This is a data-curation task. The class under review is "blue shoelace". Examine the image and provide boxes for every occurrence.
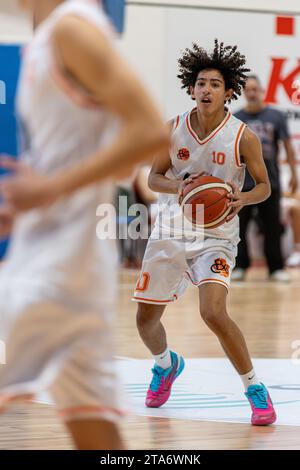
[150,366,167,392]
[247,386,268,409]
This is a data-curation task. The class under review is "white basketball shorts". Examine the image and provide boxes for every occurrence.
[132,229,237,305]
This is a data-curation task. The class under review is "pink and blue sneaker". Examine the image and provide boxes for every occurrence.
[245,383,277,425]
[145,351,185,408]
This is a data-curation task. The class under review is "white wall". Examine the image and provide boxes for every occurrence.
[121,2,300,112]
[128,0,300,14]
[0,13,31,42]
[121,1,300,188]
[0,0,31,42]
[1,0,300,42]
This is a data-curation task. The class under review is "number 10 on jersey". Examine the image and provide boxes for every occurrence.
[212,151,226,165]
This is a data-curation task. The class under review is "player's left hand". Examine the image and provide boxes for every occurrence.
[226,181,248,222]
[0,155,58,213]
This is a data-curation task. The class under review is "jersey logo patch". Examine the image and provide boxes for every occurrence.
[211,258,230,278]
[177,148,190,161]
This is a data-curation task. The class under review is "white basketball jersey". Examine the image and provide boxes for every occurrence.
[2,0,119,296]
[156,108,246,243]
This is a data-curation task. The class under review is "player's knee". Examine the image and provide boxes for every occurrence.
[136,303,159,331]
[200,304,226,331]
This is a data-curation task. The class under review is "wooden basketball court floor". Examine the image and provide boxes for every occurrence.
[0,267,300,450]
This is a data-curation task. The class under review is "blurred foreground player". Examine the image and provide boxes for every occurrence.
[0,0,169,450]
[133,41,277,426]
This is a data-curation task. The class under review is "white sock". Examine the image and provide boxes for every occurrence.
[240,369,260,391]
[153,348,172,369]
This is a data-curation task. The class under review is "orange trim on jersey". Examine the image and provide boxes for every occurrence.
[234,123,246,167]
[132,295,178,303]
[58,405,127,419]
[173,115,180,131]
[186,109,232,145]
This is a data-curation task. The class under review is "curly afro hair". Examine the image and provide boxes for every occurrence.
[177,39,250,102]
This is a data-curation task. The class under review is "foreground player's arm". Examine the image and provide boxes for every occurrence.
[226,127,271,221]
[0,16,169,212]
[51,17,169,191]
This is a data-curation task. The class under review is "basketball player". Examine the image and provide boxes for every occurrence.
[133,41,277,425]
[0,0,169,450]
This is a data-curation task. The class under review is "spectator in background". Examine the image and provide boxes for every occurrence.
[115,178,139,269]
[233,75,298,282]
[116,166,158,268]
[133,165,158,264]
[282,193,300,267]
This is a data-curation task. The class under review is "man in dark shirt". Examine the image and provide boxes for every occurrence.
[233,75,298,281]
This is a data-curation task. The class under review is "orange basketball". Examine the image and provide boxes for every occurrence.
[181,175,232,229]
